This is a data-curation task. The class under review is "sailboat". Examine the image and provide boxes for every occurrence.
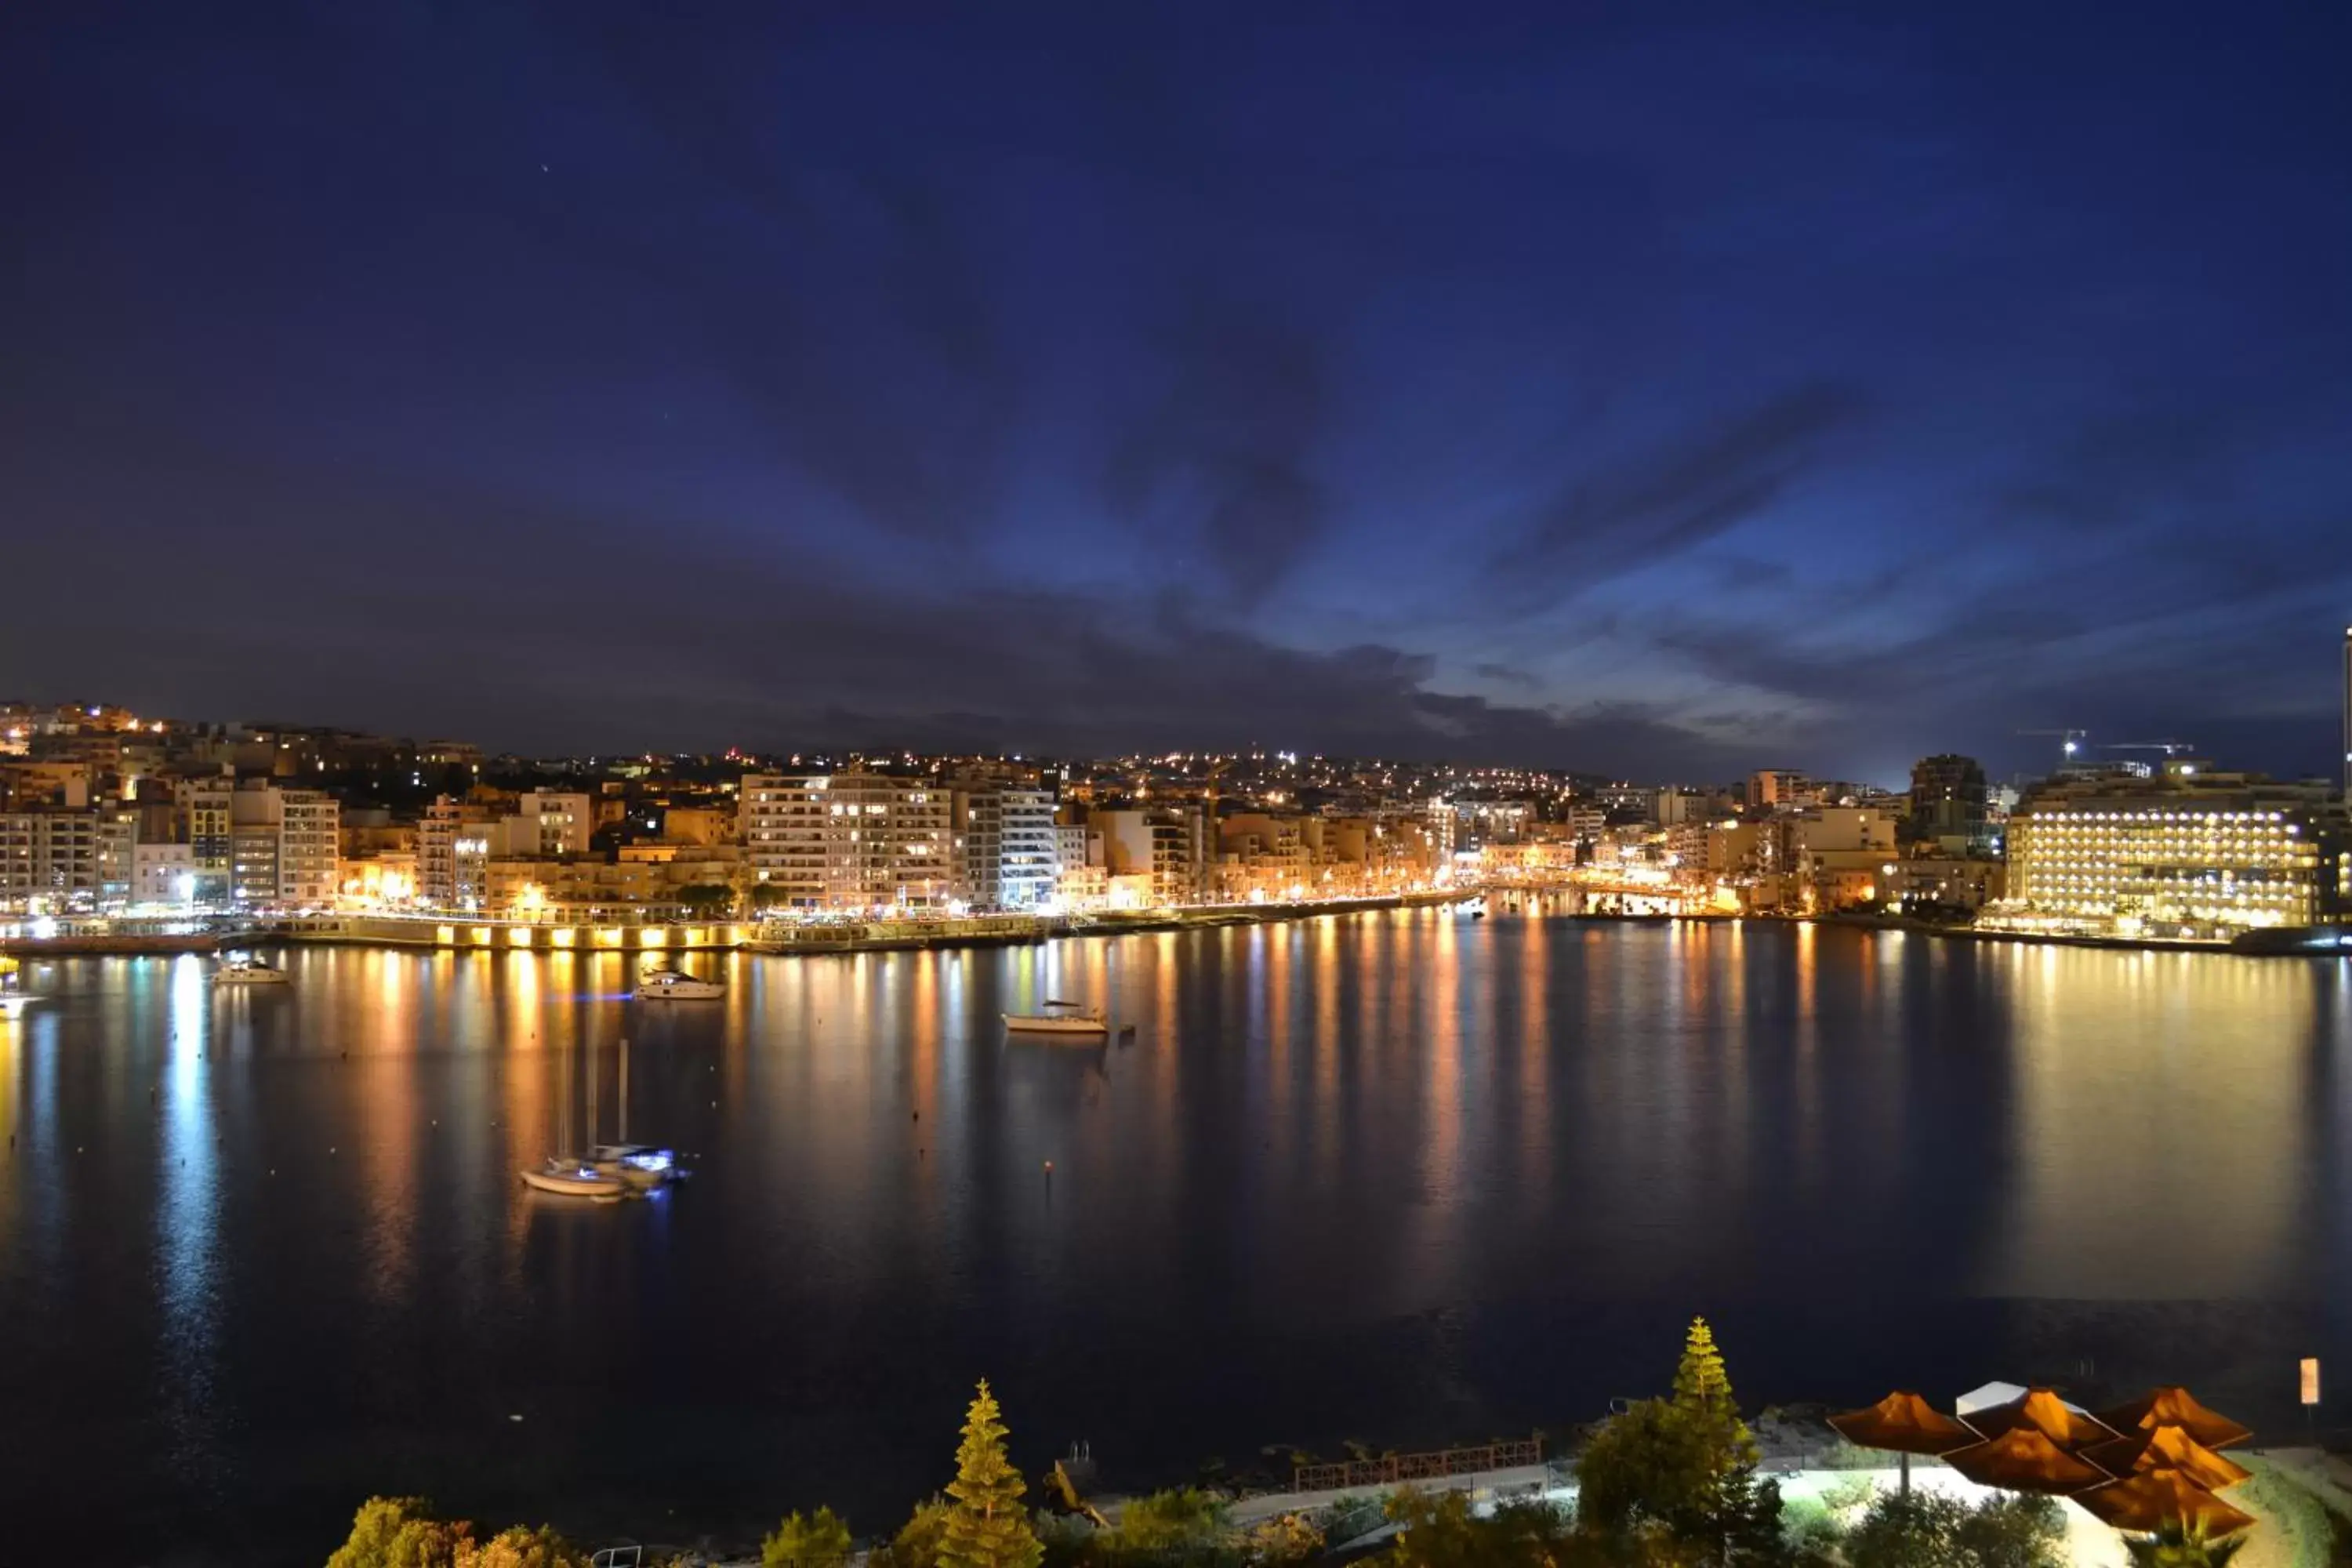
[586,1036,681,1189]
[519,1027,631,1201]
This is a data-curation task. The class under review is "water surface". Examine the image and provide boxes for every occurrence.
[3,913,2347,1563]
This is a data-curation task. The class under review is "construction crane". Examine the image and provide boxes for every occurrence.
[2016,728,2089,764]
[2100,740,2197,757]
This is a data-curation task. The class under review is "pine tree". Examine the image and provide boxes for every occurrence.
[938,1380,1044,1568]
[1672,1317,1759,1474]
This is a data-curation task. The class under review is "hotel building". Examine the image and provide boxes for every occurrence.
[1991,761,2348,941]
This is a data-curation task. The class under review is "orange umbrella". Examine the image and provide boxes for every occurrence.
[1828,1392,1980,1495]
[1964,1388,2118,1451]
[2095,1388,2254,1450]
[1942,1428,2113,1495]
[2072,1468,2256,1537]
[2082,1425,2251,1492]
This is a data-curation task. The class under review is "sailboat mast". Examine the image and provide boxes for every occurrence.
[619,1036,630,1144]
[586,1028,599,1149]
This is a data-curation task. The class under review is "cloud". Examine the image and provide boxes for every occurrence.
[1104,286,1331,600]
[1483,383,1865,608]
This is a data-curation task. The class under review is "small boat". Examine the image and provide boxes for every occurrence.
[0,956,28,1019]
[586,1142,680,1189]
[633,964,724,1000]
[520,1158,630,1201]
[212,953,291,986]
[1004,1000,1111,1036]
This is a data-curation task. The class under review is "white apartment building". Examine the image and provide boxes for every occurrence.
[227,780,340,909]
[962,786,1058,909]
[740,772,957,912]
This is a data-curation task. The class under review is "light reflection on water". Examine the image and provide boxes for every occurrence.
[1,914,2347,1562]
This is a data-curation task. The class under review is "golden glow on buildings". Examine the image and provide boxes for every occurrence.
[1997,778,2340,941]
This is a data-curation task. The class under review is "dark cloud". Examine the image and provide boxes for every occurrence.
[1104,287,1331,601]
[1484,383,1865,609]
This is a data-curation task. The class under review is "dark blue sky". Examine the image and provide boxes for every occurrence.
[6,4,2349,784]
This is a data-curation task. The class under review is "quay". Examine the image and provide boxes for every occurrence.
[0,890,1467,959]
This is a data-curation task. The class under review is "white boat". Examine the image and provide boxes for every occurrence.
[520,1159,630,1201]
[212,953,291,986]
[633,965,723,1000]
[1004,1000,1111,1036]
[519,1033,634,1200]
[586,1142,679,1189]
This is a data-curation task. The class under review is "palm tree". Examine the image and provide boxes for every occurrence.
[2122,1515,2247,1568]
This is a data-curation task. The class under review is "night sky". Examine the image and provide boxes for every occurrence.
[6,4,2350,783]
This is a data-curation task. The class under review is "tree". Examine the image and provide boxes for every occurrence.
[1575,1401,1720,1539]
[1243,1513,1323,1567]
[939,1380,1044,1568]
[880,1497,956,1568]
[1952,1495,2064,1568]
[1671,1319,1758,1474]
[1842,1492,1966,1568]
[677,883,735,914]
[2122,1515,2244,1568]
[1106,1490,1228,1558]
[1380,1491,1650,1568]
[765,1507,854,1568]
[456,1526,589,1568]
[1845,1491,2064,1568]
[327,1497,470,1568]
[1576,1399,1781,1566]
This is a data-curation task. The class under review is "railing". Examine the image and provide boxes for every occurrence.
[1293,1438,1543,1493]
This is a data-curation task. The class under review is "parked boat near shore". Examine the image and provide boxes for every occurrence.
[1004,1000,1111,1036]
[633,964,724,1000]
[212,953,290,986]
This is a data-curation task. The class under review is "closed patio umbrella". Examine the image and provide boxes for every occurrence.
[2072,1468,2256,1537]
[1941,1428,2113,1495]
[1828,1392,1980,1495]
[2082,1425,2251,1493]
[1963,1387,2118,1451]
[2095,1387,2254,1451]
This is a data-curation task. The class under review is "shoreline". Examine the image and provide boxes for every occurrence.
[3,898,2333,961]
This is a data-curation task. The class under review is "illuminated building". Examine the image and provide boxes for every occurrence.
[960,786,1057,910]
[2343,623,2352,797]
[178,775,235,904]
[1991,761,2347,940]
[0,808,135,911]
[417,795,494,911]
[739,772,956,912]
[227,780,340,908]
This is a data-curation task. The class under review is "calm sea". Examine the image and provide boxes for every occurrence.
[3,912,2347,1564]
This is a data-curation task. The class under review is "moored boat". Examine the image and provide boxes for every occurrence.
[520,1159,630,1201]
[1004,1000,1111,1036]
[633,965,724,1000]
[212,953,291,986]
[586,1142,680,1189]
[0,956,28,1018]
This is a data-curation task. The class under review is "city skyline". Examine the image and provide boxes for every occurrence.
[6,5,2351,782]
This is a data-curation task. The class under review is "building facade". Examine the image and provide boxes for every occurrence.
[961,786,1058,910]
[1908,753,1990,850]
[1991,764,2347,940]
[739,772,957,912]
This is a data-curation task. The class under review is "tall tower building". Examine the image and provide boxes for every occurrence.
[2343,624,2352,797]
